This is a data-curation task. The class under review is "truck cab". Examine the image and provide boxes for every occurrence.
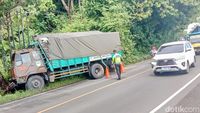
[11,48,47,89]
[187,23,200,55]
[189,34,200,55]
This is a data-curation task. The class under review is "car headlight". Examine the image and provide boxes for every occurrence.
[151,59,157,66]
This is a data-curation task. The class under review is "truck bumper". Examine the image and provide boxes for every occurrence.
[195,49,200,55]
[15,76,27,84]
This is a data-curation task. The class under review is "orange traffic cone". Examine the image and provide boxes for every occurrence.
[120,63,125,73]
[105,67,110,79]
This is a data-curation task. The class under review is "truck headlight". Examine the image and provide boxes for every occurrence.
[36,61,42,67]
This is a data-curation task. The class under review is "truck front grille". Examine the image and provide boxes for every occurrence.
[157,59,176,66]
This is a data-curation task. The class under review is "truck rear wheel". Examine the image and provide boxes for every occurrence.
[90,63,104,79]
[25,75,45,90]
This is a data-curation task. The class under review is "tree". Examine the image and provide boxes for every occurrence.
[60,0,76,17]
[61,0,70,16]
[1,0,200,77]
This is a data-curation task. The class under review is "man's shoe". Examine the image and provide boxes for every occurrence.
[117,78,121,80]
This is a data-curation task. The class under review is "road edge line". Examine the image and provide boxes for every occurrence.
[149,72,200,113]
[37,69,151,113]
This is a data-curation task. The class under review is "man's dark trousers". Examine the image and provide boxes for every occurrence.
[115,64,121,79]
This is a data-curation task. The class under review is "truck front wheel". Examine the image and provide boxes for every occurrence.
[90,63,104,79]
[25,75,45,90]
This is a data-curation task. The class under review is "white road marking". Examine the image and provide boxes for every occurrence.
[0,64,149,112]
[37,69,151,113]
[149,72,200,113]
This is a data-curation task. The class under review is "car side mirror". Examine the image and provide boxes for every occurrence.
[186,48,192,52]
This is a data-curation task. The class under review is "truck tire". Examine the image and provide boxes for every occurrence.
[25,75,45,90]
[90,63,104,79]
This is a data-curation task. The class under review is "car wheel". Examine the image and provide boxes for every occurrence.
[183,62,190,74]
[191,56,196,67]
[154,71,160,76]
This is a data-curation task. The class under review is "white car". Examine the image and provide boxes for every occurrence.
[151,41,196,75]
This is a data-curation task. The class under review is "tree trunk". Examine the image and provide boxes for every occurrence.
[78,0,81,8]
[16,10,21,48]
[70,0,74,12]
[19,9,25,48]
[5,13,12,50]
[9,12,15,49]
[68,0,71,15]
[0,0,3,5]
[61,0,70,16]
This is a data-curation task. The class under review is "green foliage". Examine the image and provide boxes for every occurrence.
[127,0,200,53]
[0,0,200,77]
[27,0,66,33]
[60,13,97,32]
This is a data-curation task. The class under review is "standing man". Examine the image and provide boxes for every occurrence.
[151,45,157,57]
[112,50,122,80]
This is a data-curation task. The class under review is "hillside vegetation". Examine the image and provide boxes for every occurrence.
[0,0,200,76]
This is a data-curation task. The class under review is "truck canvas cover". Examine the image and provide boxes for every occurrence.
[34,31,121,60]
[187,23,200,34]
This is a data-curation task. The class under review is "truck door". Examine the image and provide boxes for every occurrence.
[14,52,32,84]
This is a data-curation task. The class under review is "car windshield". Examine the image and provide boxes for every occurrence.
[157,44,184,54]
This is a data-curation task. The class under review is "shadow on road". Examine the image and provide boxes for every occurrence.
[149,71,189,77]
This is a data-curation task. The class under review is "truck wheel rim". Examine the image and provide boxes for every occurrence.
[32,79,41,88]
[95,68,100,74]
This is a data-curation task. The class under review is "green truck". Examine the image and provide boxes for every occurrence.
[8,31,122,90]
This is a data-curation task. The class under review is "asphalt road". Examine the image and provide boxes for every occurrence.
[1,56,200,113]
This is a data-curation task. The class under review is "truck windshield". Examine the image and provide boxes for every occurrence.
[15,53,31,66]
[15,54,22,66]
[157,44,184,54]
[190,38,200,43]
[21,53,31,64]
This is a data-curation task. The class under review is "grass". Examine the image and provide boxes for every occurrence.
[0,76,86,105]
[125,54,151,65]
